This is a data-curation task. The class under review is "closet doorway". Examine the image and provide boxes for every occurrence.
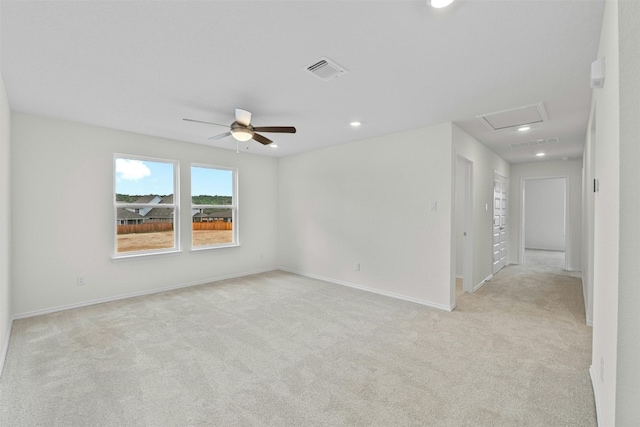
[454,155,474,305]
[520,176,568,269]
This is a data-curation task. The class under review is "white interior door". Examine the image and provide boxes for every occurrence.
[493,173,508,273]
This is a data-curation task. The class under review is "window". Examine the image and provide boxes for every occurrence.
[191,165,237,248]
[114,156,178,256]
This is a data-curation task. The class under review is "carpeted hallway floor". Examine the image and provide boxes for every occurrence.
[0,265,595,426]
[524,249,566,269]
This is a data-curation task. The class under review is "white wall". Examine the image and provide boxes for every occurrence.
[452,125,510,288]
[588,0,620,424]
[615,0,639,424]
[524,178,565,251]
[582,111,597,327]
[278,123,454,310]
[508,160,582,271]
[0,76,12,372]
[11,114,279,316]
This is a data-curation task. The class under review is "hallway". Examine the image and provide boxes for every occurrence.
[524,249,566,269]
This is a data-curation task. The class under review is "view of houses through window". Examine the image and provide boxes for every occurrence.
[191,165,236,247]
[114,156,237,255]
[115,157,177,254]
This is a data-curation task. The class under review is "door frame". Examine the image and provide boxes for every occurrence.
[452,154,474,307]
[519,175,570,270]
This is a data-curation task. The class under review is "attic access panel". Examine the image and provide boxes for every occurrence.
[478,103,548,131]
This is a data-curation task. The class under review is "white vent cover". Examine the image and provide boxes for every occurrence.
[509,137,560,149]
[478,103,548,131]
[305,57,348,81]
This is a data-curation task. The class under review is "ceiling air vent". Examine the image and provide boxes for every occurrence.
[305,57,348,81]
[509,137,560,149]
[478,103,548,131]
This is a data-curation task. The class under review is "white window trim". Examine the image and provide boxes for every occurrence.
[112,154,180,260]
[190,163,239,250]
[111,249,182,262]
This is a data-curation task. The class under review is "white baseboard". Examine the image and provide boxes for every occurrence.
[279,268,452,312]
[0,320,13,379]
[13,267,278,320]
[473,274,493,292]
[581,277,593,327]
[590,365,601,425]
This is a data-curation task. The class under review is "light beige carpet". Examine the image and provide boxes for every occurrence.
[0,266,595,426]
[524,249,566,269]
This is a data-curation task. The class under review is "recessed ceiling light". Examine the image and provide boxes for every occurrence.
[350,121,361,127]
[518,126,531,132]
[270,144,278,148]
[536,152,545,157]
[430,0,454,8]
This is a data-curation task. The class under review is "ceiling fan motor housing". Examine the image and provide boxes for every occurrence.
[230,121,254,141]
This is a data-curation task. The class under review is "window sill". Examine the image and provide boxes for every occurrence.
[190,243,240,252]
[111,249,182,262]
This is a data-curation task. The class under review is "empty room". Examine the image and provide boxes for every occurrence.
[0,1,638,426]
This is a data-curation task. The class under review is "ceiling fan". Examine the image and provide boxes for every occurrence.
[183,108,296,146]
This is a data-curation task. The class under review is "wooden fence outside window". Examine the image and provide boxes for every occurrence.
[117,221,232,235]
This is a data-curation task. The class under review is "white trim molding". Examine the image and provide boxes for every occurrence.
[0,321,13,379]
[279,268,453,312]
[12,268,278,320]
[473,274,493,292]
[589,365,602,425]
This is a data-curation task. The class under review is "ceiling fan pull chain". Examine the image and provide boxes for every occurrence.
[236,139,239,154]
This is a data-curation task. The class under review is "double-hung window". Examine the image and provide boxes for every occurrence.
[114,156,179,256]
[191,164,238,248]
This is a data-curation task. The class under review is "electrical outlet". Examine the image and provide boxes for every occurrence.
[430,201,438,211]
[355,263,361,272]
[76,275,86,286]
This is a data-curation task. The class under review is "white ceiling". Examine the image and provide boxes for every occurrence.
[1,0,605,163]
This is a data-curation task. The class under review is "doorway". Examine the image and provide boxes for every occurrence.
[520,176,568,269]
[453,155,473,305]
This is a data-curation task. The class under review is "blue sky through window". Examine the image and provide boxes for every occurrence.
[115,158,233,198]
[192,166,233,197]
[115,158,174,196]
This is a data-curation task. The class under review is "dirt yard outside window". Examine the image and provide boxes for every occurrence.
[117,230,233,252]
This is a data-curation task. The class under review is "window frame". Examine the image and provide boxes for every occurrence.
[190,163,239,250]
[112,154,180,260]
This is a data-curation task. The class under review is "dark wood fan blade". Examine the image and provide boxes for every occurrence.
[209,132,232,140]
[183,118,229,128]
[252,126,296,134]
[252,133,273,145]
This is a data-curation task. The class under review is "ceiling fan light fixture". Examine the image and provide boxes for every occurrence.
[430,0,454,8]
[231,127,253,142]
[186,108,296,146]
